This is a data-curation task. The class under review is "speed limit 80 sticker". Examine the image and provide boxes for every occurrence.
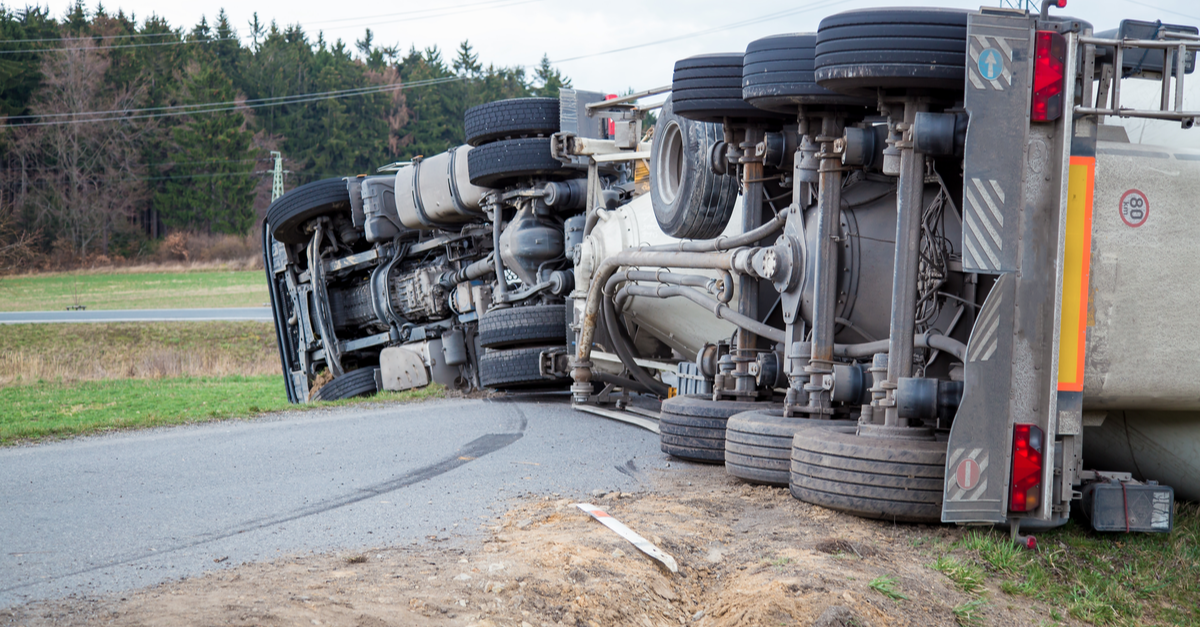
[1120,189,1149,227]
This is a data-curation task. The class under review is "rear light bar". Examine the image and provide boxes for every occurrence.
[1031,30,1067,122]
[1010,424,1044,512]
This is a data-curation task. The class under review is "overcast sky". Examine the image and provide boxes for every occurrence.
[68,0,1200,93]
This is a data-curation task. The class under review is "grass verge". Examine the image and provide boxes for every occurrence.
[0,376,445,445]
[0,322,279,384]
[0,269,267,311]
[928,508,1200,626]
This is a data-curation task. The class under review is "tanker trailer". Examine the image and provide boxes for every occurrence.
[567,5,1200,534]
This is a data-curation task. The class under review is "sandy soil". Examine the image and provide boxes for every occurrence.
[2,461,1078,627]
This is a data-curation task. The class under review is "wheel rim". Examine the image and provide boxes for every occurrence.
[656,119,685,206]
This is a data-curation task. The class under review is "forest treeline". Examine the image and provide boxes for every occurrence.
[0,2,571,267]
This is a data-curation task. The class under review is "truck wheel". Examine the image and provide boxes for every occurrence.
[478,304,567,349]
[671,53,788,123]
[467,137,572,188]
[660,395,777,464]
[725,409,856,486]
[650,97,740,240]
[742,33,873,112]
[268,178,352,245]
[464,97,560,147]
[789,427,947,523]
[311,367,379,402]
[815,7,970,96]
[479,345,568,389]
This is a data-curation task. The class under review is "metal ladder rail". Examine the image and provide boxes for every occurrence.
[1076,33,1200,127]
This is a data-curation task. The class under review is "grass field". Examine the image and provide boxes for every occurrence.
[925,509,1200,626]
[0,269,268,311]
[0,376,443,445]
[0,322,280,385]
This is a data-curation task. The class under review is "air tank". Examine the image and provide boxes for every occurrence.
[395,145,489,230]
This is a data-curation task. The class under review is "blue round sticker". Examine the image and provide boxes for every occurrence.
[978,48,1004,81]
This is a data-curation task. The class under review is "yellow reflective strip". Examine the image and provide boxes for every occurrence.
[1058,156,1095,392]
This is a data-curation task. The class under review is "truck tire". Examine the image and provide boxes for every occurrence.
[725,409,856,486]
[650,97,739,240]
[478,304,568,349]
[467,137,572,188]
[789,427,947,523]
[464,97,560,147]
[742,33,873,112]
[311,367,379,402]
[671,53,787,123]
[814,8,971,96]
[267,178,352,245]
[479,345,568,389]
[660,395,776,464]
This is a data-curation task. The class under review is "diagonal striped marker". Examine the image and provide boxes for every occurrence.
[575,503,678,573]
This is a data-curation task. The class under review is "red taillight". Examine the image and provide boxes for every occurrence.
[1031,30,1067,122]
[1009,424,1044,512]
[605,93,618,137]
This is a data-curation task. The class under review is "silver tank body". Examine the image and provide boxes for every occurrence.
[1079,137,1200,498]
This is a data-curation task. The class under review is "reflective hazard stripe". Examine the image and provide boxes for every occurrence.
[1057,156,1095,392]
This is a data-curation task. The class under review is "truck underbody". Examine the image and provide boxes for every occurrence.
[264,3,1200,535]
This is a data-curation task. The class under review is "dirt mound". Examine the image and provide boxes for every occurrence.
[2,463,1078,626]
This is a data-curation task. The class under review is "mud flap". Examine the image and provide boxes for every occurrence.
[943,274,1015,523]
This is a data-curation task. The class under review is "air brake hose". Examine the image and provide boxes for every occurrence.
[602,296,671,397]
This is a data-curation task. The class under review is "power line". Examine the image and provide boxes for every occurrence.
[0,30,183,44]
[1119,0,1200,21]
[6,79,421,121]
[307,0,545,28]
[550,0,846,64]
[0,35,236,55]
[8,75,465,127]
[0,157,276,171]
[0,0,544,52]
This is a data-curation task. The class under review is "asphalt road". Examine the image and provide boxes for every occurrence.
[0,397,666,609]
[0,307,273,324]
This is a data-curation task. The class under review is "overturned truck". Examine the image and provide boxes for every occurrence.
[265,3,1200,534]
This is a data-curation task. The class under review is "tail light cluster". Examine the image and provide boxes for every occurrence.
[1009,424,1045,512]
[1031,30,1067,122]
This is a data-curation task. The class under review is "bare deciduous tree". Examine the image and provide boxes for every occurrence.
[11,37,151,260]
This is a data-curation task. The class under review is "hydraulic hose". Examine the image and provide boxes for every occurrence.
[638,211,787,253]
[601,297,671,397]
[572,248,756,392]
[604,269,726,299]
[614,284,786,345]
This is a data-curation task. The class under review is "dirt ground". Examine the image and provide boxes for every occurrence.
[2,461,1078,627]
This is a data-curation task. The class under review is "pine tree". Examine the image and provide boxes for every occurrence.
[533,54,570,97]
[453,40,480,76]
[154,60,257,234]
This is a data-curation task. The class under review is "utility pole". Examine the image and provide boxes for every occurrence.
[999,0,1035,10]
[271,151,284,201]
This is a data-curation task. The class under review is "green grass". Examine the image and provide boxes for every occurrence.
[952,599,987,626]
[0,376,444,445]
[868,575,908,601]
[933,554,987,595]
[0,270,267,311]
[935,513,1200,626]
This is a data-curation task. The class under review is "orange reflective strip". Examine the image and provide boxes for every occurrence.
[1057,156,1094,392]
